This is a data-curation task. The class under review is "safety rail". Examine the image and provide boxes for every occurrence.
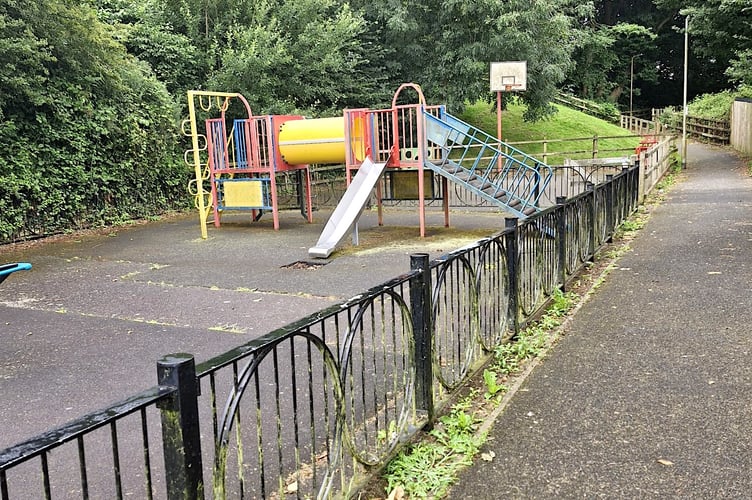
[2,164,668,499]
[0,384,178,499]
[424,111,553,217]
[345,104,445,169]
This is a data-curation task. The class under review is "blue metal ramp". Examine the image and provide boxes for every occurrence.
[424,111,552,217]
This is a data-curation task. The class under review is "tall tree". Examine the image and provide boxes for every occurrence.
[207,0,381,114]
[566,1,671,109]
[679,0,752,90]
[0,0,183,241]
[350,0,593,120]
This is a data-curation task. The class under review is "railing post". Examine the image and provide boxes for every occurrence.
[586,182,596,261]
[504,218,519,336]
[605,174,614,242]
[409,253,434,423]
[634,153,645,204]
[556,197,567,290]
[621,166,631,220]
[592,135,598,159]
[158,354,204,500]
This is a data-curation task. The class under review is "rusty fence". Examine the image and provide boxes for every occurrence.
[2,163,652,499]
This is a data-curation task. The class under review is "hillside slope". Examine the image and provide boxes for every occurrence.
[459,101,641,164]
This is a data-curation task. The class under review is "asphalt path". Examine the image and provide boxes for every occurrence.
[449,143,752,498]
[0,206,502,450]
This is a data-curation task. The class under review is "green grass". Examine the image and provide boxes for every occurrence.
[458,99,642,165]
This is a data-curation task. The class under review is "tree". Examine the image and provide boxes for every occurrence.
[0,0,184,242]
[92,0,205,96]
[727,50,752,87]
[681,0,752,90]
[207,0,380,115]
[350,0,592,120]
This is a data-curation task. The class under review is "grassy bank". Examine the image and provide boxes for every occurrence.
[459,100,642,165]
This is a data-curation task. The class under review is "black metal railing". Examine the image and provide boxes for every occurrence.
[1,166,644,499]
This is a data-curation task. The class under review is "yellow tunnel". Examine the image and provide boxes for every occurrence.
[278,117,346,165]
[278,115,366,165]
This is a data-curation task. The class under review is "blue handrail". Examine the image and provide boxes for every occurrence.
[423,110,553,217]
[0,262,32,285]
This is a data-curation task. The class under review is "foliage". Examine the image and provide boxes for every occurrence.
[567,0,752,110]
[207,0,382,115]
[350,0,592,120]
[0,0,185,243]
[382,395,485,499]
[493,289,577,375]
[681,0,752,88]
[727,50,752,87]
[566,19,660,108]
[657,85,752,122]
[482,369,506,399]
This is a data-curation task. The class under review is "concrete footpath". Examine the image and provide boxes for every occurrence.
[448,143,752,498]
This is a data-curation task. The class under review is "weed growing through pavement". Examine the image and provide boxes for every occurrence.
[490,289,577,384]
[383,393,485,499]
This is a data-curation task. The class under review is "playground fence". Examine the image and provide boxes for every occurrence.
[1,144,678,499]
[651,107,731,145]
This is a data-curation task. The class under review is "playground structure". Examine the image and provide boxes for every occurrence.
[184,84,554,257]
[0,263,31,285]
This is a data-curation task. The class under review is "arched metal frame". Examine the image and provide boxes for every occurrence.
[431,252,479,391]
[210,287,415,499]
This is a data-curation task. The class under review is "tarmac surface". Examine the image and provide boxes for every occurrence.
[448,143,752,498]
[1,143,750,498]
[0,198,502,450]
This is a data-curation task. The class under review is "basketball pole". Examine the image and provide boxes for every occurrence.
[497,90,503,172]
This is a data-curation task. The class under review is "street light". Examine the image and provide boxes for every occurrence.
[682,15,689,169]
[629,54,642,116]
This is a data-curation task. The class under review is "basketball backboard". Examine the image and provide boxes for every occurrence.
[490,61,527,92]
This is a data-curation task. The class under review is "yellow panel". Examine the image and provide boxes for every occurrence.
[223,180,264,207]
[392,171,435,199]
[278,117,346,165]
[350,115,366,162]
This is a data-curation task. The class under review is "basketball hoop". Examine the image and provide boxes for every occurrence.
[490,61,527,93]
[490,61,527,152]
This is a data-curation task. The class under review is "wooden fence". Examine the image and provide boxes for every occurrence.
[652,108,731,144]
[731,99,752,154]
[620,115,665,136]
[553,94,620,123]
[505,134,642,165]
[638,135,677,200]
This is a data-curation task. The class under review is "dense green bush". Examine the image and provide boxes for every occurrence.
[0,0,188,243]
[687,85,752,120]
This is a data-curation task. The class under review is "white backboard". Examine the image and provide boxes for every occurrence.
[490,61,527,92]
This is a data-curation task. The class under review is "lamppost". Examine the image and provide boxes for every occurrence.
[630,54,642,116]
[682,15,689,169]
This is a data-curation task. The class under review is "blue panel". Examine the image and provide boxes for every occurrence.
[234,119,250,168]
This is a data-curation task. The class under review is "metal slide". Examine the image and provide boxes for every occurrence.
[308,157,387,258]
[424,111,553,217]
